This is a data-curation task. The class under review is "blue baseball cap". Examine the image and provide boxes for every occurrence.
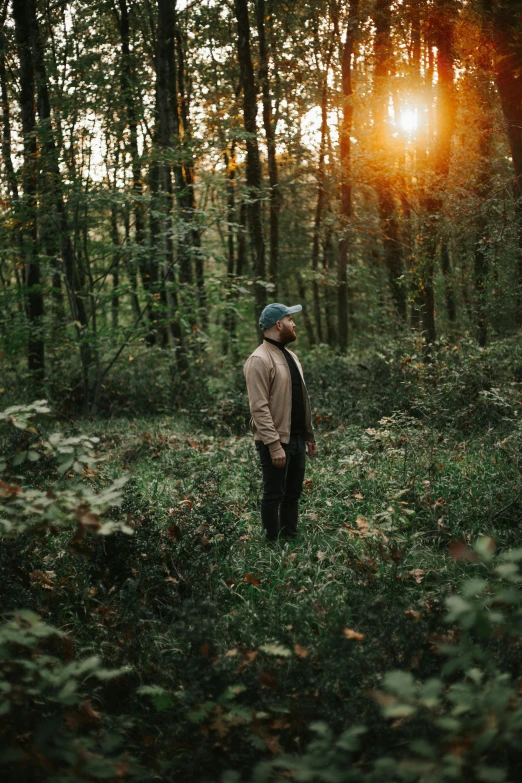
[259,302,302,330]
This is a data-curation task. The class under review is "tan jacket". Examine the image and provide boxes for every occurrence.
[243,341,315,451]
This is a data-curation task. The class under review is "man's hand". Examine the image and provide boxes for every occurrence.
[270,446,286,469]
[306,441,317,457]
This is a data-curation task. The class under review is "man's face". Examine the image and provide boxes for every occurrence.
[278,315,297,344]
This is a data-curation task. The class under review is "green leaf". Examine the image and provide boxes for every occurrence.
[477,767,507,782]
[260,642,292,657]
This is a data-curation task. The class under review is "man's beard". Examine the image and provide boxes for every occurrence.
[280,323,297,344]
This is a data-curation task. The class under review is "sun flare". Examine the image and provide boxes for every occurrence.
[400,108,418,134]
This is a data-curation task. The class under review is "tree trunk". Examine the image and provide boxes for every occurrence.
[419,0,458,344]
[155,0,186,364]
[175,26,206,324]
[223,145,238,355]
[234,0,267,331]
[12,0,44,381]
[0,19,27,316]
[25,0,93,399]
[473,46,495,347]
[311,77,329,345]
[237,198,247,279]
[323,231,337,346]
[486,0,522,324]
[117,0,154,331]
[337,0,358,352]
[256,0,279,297]
[372,0,406,323]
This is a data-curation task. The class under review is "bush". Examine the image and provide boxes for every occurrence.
[0,403,142,782]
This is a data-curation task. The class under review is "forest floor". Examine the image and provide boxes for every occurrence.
[5,338,522,781]
[60,403,521,780]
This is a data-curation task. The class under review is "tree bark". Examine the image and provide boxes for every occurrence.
[486,0,522,324]
[419,0,457,344]
[234,0,267,331]
[12,0,44,381]
[223,144,237,354]
[116,0,153,331]
[25,0,91,395]
[337,0,358,352]
[372,0,406,323]
[256,0,279,296]
[311,76,330,346]
[473,46,495,347]
[155,0,186,362]
[175,25,206,323]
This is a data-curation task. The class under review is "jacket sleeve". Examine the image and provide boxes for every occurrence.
[244,356,281,451]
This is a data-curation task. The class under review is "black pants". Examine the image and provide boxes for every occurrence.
[255,433,307,540]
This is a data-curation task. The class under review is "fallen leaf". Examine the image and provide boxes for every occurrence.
[29,569,54,589]
[343,628,365,641]
[405,609,421,621]
[317,550,326,561]
[409,568,427,583]
[353,492,364,500]
[168,524,182,540]
[449,541,479,562]
[294,643,308,658]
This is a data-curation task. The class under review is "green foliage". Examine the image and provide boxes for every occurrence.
[0,403,141,781]
[0,611,137,781]
[0,401,131,538]
[4,336,522,780]
[237,539,522,782]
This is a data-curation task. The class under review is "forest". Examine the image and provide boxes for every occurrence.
[3,0,522,780]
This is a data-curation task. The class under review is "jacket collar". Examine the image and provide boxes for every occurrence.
[264,338,285,352]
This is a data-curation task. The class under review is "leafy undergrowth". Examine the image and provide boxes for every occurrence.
[4,336,522,780]
[3,389,522,780]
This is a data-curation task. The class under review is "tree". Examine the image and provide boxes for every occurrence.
[337,0,358,352]
[234,0,267,328]
[12,0,44,380]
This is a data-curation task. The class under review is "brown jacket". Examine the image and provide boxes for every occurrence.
[243,341,315,451]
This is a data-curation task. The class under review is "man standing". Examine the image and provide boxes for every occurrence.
[244,303,317,541]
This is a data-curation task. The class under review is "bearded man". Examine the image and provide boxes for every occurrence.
[243,303,317,541]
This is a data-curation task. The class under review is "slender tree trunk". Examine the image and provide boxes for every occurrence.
[323,231,337,346]
[110,202,120,331]
[176,26,206,324]
[256,0,279,296]
[25,0,94,401]
[156,0,185,360]
[311,78,329,345]
[486,0,522,324]
[237,198,247,279]
[419,0,457,344]
[223,145,237,354]
[372,0,406,323]
[12,0,44,381]
[234,0,267,331]
[473,48,495,347]
[296,272,315,347]
[117,0,154,332]
[337,0,358,352]
[0,20,26,313]
[148,156,167,347]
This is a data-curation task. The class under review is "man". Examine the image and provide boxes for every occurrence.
[244,303,317,541]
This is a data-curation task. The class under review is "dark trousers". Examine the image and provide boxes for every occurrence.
[255,433,307,540]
